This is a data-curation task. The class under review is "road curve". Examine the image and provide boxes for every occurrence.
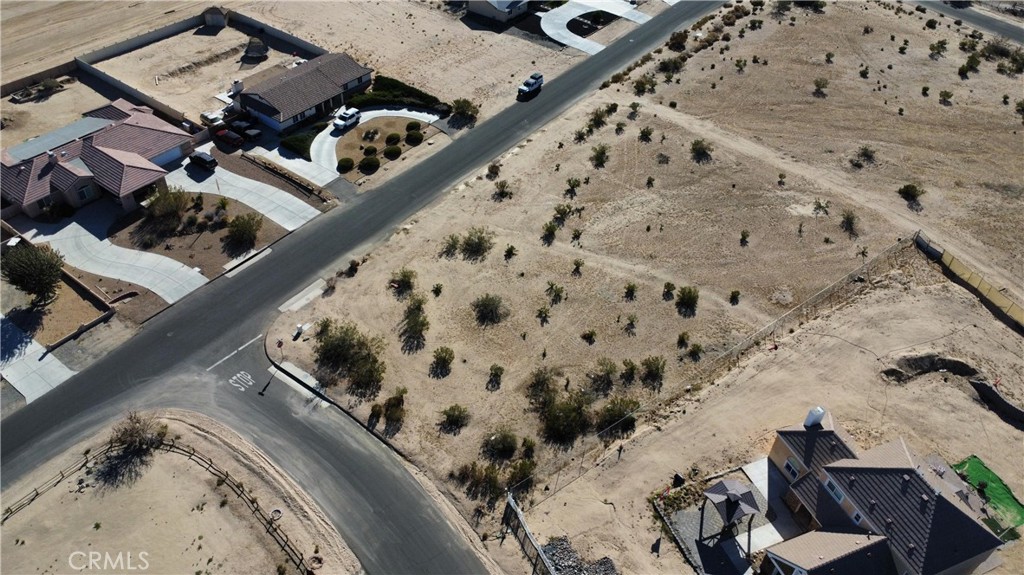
[1,2,723,573]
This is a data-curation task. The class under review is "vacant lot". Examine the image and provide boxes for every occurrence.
[0,75,112,145]
[0,410,360,575]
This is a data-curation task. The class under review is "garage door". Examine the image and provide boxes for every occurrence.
[151,146,185,167]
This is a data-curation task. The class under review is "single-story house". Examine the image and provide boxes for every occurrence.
[1,99,193,217]
[466,0,529,23]
[234,53,372,132]
[763,407,1003,575]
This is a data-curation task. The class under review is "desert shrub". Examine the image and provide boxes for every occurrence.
[383,145,402,160]
[840,209,858,237]
[440,233,460,258]
[472,293,508,325]
[383,387,407,431]
[581,329,597,344]
[313,318,386,398]
[589,358,618,394]
[621,359,637,384]
[542,221,558,244]
[541,390,592,444]
[640,356,666,388]
[440,404,470,432]
[385,132,402,146]
[596,396,641,437]
[452,98,480,122]
[526,366,559,409]
[590,144,610,168]
[493,179,513,201]
[337,157,355,173]
[677,331,690,349]
[939,90,953,104]
[400,293,429,352]
[688,343,704,361]
[667,30,689,51]
[926,18,938,29]
[859,68,869,79]
[922,86,930,96]
[897,183,926,203]
[488,163,501,178]
[460,227,495,261]
[740,229,750,246]
[504,244,518,260]
[406,121,422,132]
[488,364,505,390]
[390,267,417,298]
[676,286,699,316]
[729,290,741,305]
[624,283,637,300]
[506,458,537,492]
[690,139,714,162]
[359,156,381,173]
[663,282,676,300]
[227,213,263,248]
[430,346,455,378]
[639,126,654,142]
[406,131,424,145]
[929,39,948,57]
[432,283,443,297]
[483,427,518,460]
[1,245,65,304]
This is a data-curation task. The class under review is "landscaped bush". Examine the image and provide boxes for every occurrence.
[405,131,424,145]
[359,156,380,173]
[227,213,264,248]
[280,131,317,160]
[363,145,378,157]
[337,157,355,173]
[406,121,421,132]
[385,132,402,146]
[383,145,402,160]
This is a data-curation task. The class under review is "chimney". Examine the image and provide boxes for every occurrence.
[803,406,826,429]
[231,79,243,95]
[47,151,57,164]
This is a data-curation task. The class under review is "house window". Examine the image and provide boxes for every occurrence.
[852,511,863,524]
[825,478,845,503]
[36,196,54,211]
[77,186,91,201]
[784,458,799,480]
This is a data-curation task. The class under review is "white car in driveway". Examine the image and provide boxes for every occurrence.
[333,108,361,130]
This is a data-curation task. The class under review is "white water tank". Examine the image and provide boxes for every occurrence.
[804,406,826,428]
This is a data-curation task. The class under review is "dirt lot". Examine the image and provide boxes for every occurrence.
[94,23,297,119]
[107,191,287,280]
[64,266,166,328]
[336,117,445,183]
[0,75,113,145]
[1,275,106,347]
[0,409,361,575]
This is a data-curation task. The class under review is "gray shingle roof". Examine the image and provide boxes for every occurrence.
[825,440,1002,575]
[239,53,371,122]
[767,530,897,575]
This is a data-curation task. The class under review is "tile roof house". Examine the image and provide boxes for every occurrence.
[763,408,1003,575]
[1,99,192,218]
[235,53,372,132]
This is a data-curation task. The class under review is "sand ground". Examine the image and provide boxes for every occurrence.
[0,409,361,575]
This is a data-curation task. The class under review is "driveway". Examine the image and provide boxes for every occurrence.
[310,108,443,174]
[247,140,340,187]
[167,147,320,232]
[1,315,77,403]
[10,202,208,304]
[541,0,652,55]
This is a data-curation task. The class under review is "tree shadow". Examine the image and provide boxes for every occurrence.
[486,373,502,392]
[400,331,426,354]
[382,418,403,438]
[94,444,155,490]
[0,311,42,361]
[221,235,256,259]
[428,361,451,379]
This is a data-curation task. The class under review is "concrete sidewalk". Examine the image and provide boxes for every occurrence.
[10,202,208,304]
[541,0,652,55]
[248,139,340,187]
[0,315,77,403]
[167,146,320,232]
[310,108,443,174]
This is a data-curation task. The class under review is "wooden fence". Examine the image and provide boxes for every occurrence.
[2,439,309,574]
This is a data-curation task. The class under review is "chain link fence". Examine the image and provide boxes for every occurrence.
[502,493,556,575]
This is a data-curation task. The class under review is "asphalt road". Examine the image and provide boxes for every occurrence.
[1,2,722,574]
[923,2,1024,43]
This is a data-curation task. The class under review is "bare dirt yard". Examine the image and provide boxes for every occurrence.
[94,23,297,119]
[1,275,106,347]
[268,2,1024,573]
[0,75,112,145]
[0,409,361,575]
[107,191,287,280]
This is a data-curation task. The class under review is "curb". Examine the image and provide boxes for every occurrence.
[262,335,411,462]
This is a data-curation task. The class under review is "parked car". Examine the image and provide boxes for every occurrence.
[230,120,251,132]
[333,108,361,130]
[216,129,244,147]
[518,72,543,98]
[200,110,225,126]
[188,151,218,170]
[243,128,263,141]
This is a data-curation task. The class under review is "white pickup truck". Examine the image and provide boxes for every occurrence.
[518,73,544,98]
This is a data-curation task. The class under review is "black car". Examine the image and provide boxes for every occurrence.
[188,151,218,170]
[243,128,263,141]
